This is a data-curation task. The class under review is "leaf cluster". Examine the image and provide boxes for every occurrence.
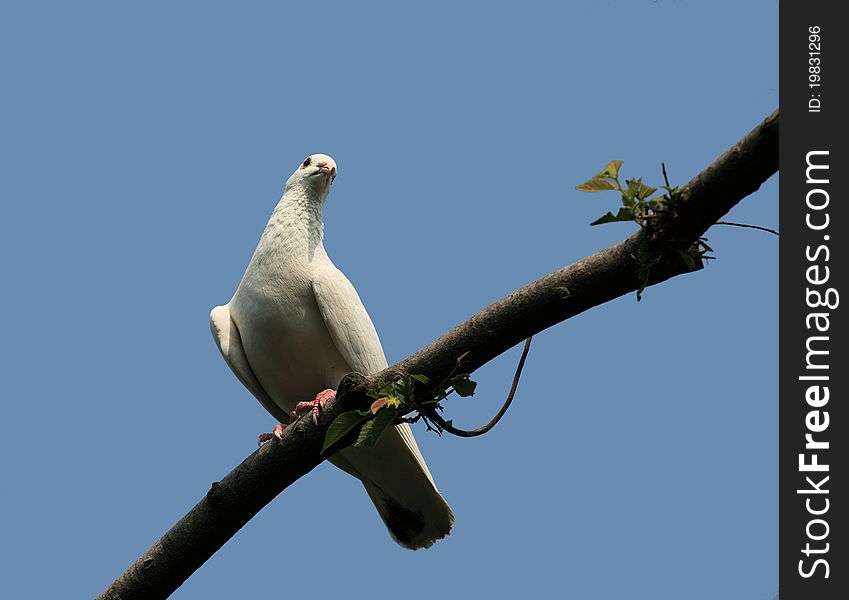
[576,160,663,227]
[322,359,478,452]
[576,160,712,300]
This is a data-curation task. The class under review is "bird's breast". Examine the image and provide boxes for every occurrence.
[229,261,351,415]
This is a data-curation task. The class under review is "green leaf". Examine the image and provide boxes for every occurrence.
[638,184,657,200]
[366,378,391,399]
[322,410,370,453]
[636,264,655,301]
[636,278,648,301]
[590,207,635,225]
[354,405,399,447]
[625,177,643,199]
[635,238,662,302]
[594,159,623,179]
[645,197,665,210]
[410,374,429,384]
[677,249,696,271]
[576,178,618,193]
[451,375,477,397]
[617,186,635,207]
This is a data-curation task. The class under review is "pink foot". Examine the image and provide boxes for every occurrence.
[291,389,336,425]
[257,422,287,446]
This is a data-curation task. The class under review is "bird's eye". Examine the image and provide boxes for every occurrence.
[301,157,312,168]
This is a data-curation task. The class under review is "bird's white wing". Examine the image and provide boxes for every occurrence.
[311,263,435,481]
[311,264,449,542]
[311,264,389,376]
[210,304,290,424]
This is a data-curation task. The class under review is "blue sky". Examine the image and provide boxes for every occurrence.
[1,2,777,599]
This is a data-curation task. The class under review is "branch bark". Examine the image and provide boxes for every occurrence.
[97,109,778,600]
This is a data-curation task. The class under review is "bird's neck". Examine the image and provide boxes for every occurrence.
[259,186,326,263]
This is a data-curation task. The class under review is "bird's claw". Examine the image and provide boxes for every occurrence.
[291,388,336,425]
[258,389,336,444]
[257,422,287,446]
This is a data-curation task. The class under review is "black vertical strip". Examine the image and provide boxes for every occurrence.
[779,2,847,599]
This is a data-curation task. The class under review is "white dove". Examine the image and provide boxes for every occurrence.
[210,153,453,549]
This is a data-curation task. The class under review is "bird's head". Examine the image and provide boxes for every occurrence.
[284,153,337,202]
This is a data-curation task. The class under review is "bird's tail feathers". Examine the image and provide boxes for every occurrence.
[338,423,453,549]
[362,480,453,550]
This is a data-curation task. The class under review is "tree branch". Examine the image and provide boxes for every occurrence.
[97,109,778,600]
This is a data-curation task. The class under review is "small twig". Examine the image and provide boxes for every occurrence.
[662,161,671,190]
[426,337,532,437]
[422,415,439,434]
[714,221,779,236]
